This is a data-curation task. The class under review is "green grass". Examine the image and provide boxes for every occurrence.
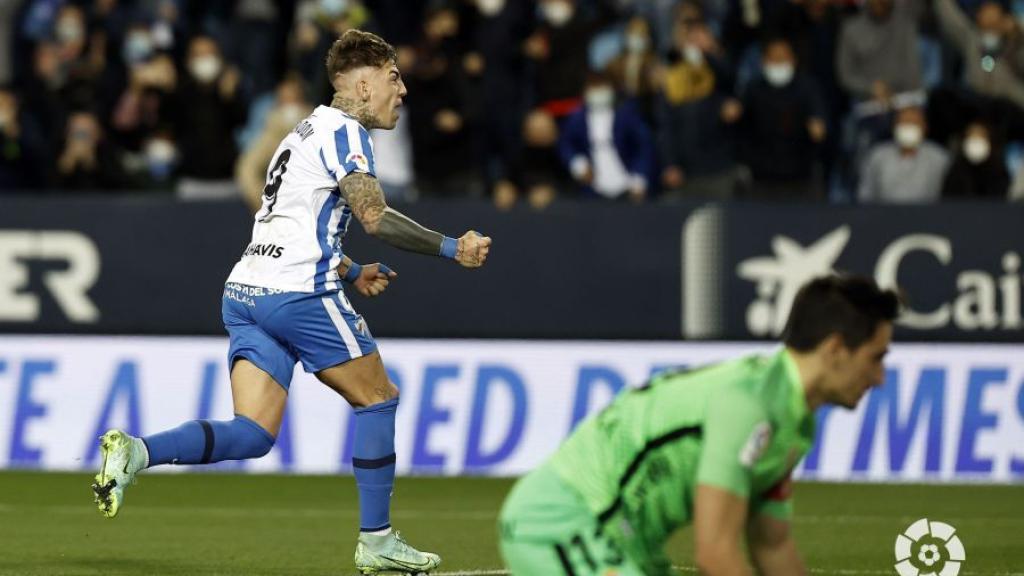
[0,471,1021,575]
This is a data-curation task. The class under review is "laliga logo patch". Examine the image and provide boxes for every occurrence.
[346,152,369,172]
[739,421,772,467]
[894,518,965,576]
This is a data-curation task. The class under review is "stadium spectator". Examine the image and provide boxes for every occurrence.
[657,1,741,199]
[109,52,177,152]
[941,119,1010,199]
[406,4,479,198]
[836,0,924,104]
[127,128,179,192]
[291,0,372,105]
[605,15,660,123]
[525,0,598,120]
[225,0,293,98]
[934,0,1024,110]
[516,108,568,210]
[173,35,247,199]
[371,112,416,202]
[931,0,1024,142]
[558,72,654,202]
[469,0,532,203]
[858,106,949,204]
[55,109,125,190]
[235,75,313,211]
[0,86,49,190]
[728,37,827,200]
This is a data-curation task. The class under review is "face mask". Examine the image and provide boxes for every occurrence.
[894,123,923,149]
[626,34,648,53]
[151,21,175,50]
[146,139,177,179]
[320,0,349,17]
[146,139,176,163]
[683,44,704,65]
[478,0,505,17]
[963,135,991,164]
[585,87,614,108]
[279,103,306,126]
[763,63,795,87]
[541,1,574,27]
[190,55,222,83]
[56,19,84,44]
[980,31,1002,53]
[124,33,153,65]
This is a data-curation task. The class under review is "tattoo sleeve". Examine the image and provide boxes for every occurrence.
[340,172,445,255]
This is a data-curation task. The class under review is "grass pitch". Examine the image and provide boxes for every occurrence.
[0,471,1021,575]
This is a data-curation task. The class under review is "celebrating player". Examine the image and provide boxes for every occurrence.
[499,275,899,575]
[92,29,490,575]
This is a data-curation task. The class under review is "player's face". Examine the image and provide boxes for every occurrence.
[370,63,406,129]
[830,321,892,409]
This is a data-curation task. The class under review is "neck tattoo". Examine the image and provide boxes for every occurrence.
[331,94,378,129]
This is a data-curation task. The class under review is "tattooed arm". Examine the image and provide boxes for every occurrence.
[339,172,492,267]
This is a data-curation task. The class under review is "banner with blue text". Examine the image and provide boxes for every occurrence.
[1,337,1021,482]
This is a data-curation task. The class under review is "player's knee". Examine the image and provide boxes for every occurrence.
[233,416,276,459]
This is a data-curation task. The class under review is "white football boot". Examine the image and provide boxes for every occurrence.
[92,429,148,518]
[354,530,441,575]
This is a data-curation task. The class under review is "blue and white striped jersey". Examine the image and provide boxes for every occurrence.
[226,105,376,292]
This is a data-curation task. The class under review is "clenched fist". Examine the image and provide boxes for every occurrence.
[455,231,492,269]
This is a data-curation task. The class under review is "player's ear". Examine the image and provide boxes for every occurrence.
[820,333,846,367]
[358,78,371,101]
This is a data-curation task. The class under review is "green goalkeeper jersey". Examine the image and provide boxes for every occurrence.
[549,348,815,563]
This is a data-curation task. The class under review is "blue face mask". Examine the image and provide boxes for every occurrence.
[124,33,153,64]
[320,0,349,17]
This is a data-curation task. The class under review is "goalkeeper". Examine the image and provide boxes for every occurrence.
[499,275,899,575]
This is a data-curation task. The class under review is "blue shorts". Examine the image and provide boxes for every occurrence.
[222,282,377,390]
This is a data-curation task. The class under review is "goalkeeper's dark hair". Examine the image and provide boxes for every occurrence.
[783,274,900,351]
[325,29,397,80]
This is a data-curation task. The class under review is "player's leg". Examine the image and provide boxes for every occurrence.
[93,287,295,518]
[317,354,441,574]
[276,289,437,573]
[142,358,285,467]
[499,466,647,576]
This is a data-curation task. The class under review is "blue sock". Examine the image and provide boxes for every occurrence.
[352,398,398,532]
[143,415,275,466]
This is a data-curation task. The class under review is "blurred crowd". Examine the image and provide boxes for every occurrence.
[4,0,1024,209]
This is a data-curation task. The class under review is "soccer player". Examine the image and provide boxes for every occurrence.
[91,29,491,575]
[499,275,899,575]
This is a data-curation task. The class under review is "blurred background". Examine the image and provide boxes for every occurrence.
[0,0,1022,486]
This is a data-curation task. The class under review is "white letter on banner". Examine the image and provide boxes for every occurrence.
[875,234,951,329]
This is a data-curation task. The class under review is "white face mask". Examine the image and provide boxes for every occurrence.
[894,123,924,149]
[683,44,704,65]
[763,63,795,87]
[626,34,648,53]
[279,103,306,126]
[478,0,505,17]
[585,87,615,108]
[541,1,574,27]
[190,55,222,83]
[146,139,177,163]
[963,135,991,164]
